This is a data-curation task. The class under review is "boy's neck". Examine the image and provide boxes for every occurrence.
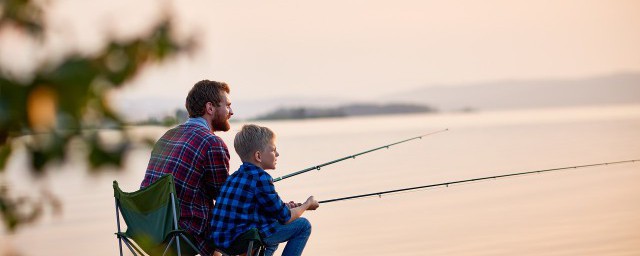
[245,160,265,170]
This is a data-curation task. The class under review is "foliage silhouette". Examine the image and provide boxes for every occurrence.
[0,0,195,232]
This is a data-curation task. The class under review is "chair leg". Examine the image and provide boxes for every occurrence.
[120,237,140,256]
[176,235,182,256]
[115,200,124,256]
[129,238,148,256]
[179,233,204,256]
[117,236,124,255]
[246,241,254,256]
[170,193,182,256]
[162,236,176,256]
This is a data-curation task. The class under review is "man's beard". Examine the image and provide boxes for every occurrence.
[211,114,230,132]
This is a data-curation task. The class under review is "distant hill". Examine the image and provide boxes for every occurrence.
[386,72,640,111]
[114,72,640,121]
[253,103,435,120]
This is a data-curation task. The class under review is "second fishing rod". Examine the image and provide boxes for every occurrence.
[272,128,449,182]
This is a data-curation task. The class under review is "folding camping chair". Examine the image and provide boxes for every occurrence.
[113,174,202,256]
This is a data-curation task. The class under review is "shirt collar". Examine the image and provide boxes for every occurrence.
[240,162,273,181]
[241,162,262,170]
[185,117,211,131]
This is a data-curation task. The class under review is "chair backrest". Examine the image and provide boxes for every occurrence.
[113,174,180,255]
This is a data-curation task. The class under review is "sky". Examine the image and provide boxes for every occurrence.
[3,0,640,118]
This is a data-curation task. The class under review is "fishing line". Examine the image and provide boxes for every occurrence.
[319,159,640,204]
[272,129,449,182]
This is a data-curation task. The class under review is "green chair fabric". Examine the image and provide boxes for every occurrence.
[218,228,265,256]
[113,174,202,256]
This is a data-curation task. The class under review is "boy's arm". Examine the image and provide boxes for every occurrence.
[255,175,292,224]
[286,196,319,224]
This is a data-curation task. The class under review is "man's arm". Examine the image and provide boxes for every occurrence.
[204,140,230,199]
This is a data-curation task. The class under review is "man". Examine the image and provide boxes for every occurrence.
[141,80,233,256]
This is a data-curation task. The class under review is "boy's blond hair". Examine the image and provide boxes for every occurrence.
[234,124,276,162]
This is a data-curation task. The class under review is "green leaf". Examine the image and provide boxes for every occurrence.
[0,143,12,170]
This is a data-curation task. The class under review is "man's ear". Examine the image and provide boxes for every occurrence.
[206,102,215,115]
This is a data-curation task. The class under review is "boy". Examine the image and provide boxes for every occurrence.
[210,124,319,256]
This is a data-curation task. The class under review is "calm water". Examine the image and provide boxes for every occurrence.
[2,104,640,255]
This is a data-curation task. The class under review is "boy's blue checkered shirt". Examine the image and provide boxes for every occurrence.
[209,162,291,249]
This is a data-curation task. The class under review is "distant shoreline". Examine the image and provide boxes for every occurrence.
[252,102,437,120]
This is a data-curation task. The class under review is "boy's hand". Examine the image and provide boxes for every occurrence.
[286,201,302,208]
[305,196,320,210]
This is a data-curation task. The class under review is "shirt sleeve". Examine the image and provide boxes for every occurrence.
[255,173,291,224]
[203,139,230,200]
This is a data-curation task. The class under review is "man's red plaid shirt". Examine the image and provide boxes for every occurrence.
[141,119,229,255]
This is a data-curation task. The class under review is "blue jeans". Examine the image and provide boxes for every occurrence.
[262,218,312,256]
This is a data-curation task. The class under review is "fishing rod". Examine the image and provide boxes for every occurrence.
[273,129,449,182]
[319,159,640,204]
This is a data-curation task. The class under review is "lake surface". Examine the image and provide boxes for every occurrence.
[2,104,640,255]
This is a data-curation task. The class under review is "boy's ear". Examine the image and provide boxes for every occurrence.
[254,150,262,163]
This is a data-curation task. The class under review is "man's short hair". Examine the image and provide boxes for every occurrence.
[186,80,230,118]
[234,124,276,162]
